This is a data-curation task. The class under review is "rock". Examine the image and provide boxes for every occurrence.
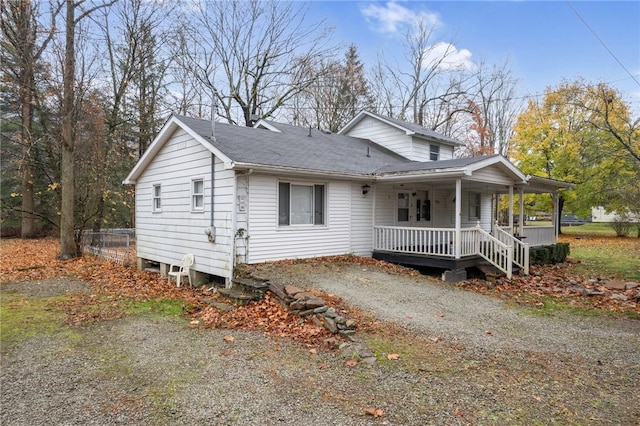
[324,307,336,317]
[625,282,639,290]
[581,288,604,297]
[293,291,315,300]
[313,306,328,314]
[604,279,627,290]
[298,308,316,316]
[345,319,355,328]
[588,279,599,285]
[268,281,287,300]
[284,285,304,296]
[322,317,337,333]
[553,286,564,293]
[289,301,306,310]
[304,297,326,308]
[338,329,356,341]
[610,294,628,301]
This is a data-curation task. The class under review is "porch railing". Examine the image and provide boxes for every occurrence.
[373,226,456,256]
[494,225,530,275]
[476,228,513,278]
[520,225,555,247]
[373,225,514,278]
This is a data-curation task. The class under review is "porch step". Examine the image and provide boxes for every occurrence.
[476,262,520,281]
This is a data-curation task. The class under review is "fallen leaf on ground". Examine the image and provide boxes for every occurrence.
[387,353,399,360]
[344,359,358,367]
[364,407,384,417]
[223,335,234,342]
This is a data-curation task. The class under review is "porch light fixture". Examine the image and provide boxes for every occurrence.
[362,184,371,195]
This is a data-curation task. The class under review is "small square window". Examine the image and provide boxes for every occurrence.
[153,184,161,212]
[192,179,204,211]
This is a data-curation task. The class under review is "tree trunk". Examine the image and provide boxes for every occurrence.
[59,0,77,257]
[556,195,565,236]
[20,70,36,238]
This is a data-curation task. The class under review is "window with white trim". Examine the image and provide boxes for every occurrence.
[152,184,161,212]
[430,144,440,161]
[469,193,481,220]
[192,178,204,211]
[278,182,325,226]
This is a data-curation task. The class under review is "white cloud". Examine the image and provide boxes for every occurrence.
[422,42,475,71]
[361,1,440,34]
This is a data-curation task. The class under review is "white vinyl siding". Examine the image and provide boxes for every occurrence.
[349,182,374,256]
[344,115,457,161]
[247,174,351,263]
[343,115,415,159]
[135,128,235,280]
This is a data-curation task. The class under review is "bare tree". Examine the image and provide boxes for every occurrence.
[59,0,115,258]
[463,59,522,156]
[369,18,471,134]
[181,0,335,126]
[292,44,373,132]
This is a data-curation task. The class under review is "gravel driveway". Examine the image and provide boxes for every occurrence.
[254,262,640,359]
[2,264,640,425]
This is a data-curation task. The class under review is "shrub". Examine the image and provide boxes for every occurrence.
[530,243,570,265]
[609,216,632,237]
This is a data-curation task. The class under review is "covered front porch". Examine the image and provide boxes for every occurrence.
[366,157,571,280]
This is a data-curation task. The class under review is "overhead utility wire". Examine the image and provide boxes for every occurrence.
[565,0,640,88]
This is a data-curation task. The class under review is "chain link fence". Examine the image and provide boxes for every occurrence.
[81,229,135,266]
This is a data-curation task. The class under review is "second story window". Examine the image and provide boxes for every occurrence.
[430,144,440,161]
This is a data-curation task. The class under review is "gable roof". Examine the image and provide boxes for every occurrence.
[339,110,463,146]
[124,114,410,184]
[125,114,568,192]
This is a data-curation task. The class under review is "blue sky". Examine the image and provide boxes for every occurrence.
[309,0,640,113]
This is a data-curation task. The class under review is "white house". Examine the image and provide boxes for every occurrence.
[591,206,640,223]
[124,111,571,284]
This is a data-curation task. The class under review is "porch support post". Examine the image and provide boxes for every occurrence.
[508,186,514,232]
[552,190,559,242]
[518,187,525,236]
[454,178,461,259]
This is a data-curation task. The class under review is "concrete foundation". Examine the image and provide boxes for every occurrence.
[441,268,467,283]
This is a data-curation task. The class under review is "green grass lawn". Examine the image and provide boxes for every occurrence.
[559,223,640,281]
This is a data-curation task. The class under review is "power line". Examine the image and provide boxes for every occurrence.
[565,0,640,88]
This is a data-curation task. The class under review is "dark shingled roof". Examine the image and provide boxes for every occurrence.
[378,155,500,174]
[174,115,410,175]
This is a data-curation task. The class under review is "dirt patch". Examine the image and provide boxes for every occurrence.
[2,277,92,298]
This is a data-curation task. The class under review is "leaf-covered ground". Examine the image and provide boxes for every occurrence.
[1,236,638,343]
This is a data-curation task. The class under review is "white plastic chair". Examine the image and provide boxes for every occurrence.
[168,254,194,287]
